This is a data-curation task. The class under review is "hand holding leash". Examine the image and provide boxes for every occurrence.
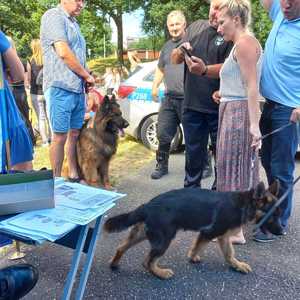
[290,107,300,123]
[250,124,262,150]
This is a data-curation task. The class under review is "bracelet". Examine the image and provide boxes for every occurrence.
[202,65,208,76]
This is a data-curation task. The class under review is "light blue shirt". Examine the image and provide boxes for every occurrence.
[260,0,300,108]
[40,5,86,94]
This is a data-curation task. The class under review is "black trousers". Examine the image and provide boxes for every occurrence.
[182,109,218,188]
[157,96,183,153]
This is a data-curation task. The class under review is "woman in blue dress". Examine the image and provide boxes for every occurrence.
[0,30,33,173]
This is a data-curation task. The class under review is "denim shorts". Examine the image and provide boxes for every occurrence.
[44,87,85,133]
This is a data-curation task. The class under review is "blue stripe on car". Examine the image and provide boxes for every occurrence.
[127,88,164,102]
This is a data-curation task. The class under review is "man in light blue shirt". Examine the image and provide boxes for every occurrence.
[255,0,300,242]
[40,0,94,179]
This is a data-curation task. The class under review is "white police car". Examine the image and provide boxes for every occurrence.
[118,60,183,152]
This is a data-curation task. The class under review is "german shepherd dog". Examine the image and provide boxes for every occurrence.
[104,181,282,279]
[77,95,129,188]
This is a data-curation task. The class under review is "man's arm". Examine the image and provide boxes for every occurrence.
[260,0,274,11]
[171,47,185,64]
[54,41,92,81]
[152,67,164,102]
[3,47,24,82]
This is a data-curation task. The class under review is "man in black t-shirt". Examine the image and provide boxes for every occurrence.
[171,0,232,188]
[150,10,186,180]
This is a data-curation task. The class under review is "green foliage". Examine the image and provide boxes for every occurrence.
[129,36,165,51]
[0,0,113,59]
[142,0,272,46]
[251,0,272,47]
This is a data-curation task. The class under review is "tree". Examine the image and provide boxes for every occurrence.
[0,0,113,59]
[142,0,272,48]
[87,0,144,65]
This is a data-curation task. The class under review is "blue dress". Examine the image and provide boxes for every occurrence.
[0,31,33,173]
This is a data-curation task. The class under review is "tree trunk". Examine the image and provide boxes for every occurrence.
[112,13,124,66]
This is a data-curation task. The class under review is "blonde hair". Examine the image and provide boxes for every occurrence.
[219,0,251,29]
[30,39,43,66]
[167,10,186,25]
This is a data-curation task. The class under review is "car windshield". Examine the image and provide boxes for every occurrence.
[128,65,143,77]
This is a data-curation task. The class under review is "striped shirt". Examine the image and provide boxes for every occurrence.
[40,5,86,94]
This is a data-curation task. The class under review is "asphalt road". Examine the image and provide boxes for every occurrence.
[4,152,300,299]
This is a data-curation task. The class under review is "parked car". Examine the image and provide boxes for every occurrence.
[117,61,183,152]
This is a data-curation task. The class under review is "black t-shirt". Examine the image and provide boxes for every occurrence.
[29,59,43,95]
[158,39,184,99]
[183,20,233,113]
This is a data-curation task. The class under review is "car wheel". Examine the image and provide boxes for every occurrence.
[140,115,183,152]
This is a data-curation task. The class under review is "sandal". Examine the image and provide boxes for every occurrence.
[67,177,81,183]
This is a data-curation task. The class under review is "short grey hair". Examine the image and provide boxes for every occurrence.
[167,10,186,24]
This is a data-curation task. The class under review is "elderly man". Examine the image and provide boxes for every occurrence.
[150,10,186,179]
[171,0,232,189]
[254,0,300,242]
[40,0,94,179]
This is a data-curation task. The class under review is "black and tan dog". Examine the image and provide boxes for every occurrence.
[77,95,129,188]
[104,181,282,279]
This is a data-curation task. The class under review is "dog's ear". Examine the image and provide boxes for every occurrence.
[268,179,280,197]
[111,94,116,102]
[253,181,266,199]
[101,95,111,114]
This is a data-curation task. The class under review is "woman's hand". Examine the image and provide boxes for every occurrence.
[212,90,221,104]
[250,124,262,150]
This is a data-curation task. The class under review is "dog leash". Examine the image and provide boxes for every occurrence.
[250,121,300,232]
[248,123,294,190]
[253,174,300,234]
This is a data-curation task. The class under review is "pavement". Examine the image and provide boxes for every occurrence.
[2,152,300,299]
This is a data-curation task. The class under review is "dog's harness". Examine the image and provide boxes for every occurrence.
[250,122,300,232]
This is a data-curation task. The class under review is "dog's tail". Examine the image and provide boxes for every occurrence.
[104,205,146,233]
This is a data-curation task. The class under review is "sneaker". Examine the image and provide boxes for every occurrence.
[253,229,277,243]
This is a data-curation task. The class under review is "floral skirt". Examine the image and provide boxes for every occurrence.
[216,101,259,192]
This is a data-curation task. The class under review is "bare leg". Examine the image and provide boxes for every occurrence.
[229,227,246,245]
[187,233,210,263]
[50,132,67,177]
[218,234,252,273]
[11,161,33,171]
[110,224,146,268]
[66,129,80,179]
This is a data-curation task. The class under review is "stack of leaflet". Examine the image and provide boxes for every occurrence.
[0,178,126,243]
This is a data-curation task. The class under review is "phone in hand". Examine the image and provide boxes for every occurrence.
[180,46,192,58]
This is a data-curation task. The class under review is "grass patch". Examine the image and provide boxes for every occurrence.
[33,135,154,185]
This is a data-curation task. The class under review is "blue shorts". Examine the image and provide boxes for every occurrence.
[45,87,85,133]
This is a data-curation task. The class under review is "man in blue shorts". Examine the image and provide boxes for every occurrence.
[254,0,300,242]
[40,0,94,179]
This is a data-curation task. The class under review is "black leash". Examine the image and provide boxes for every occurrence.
[253,175,300,234]
[251,121,300,233]
[258,122,293,141]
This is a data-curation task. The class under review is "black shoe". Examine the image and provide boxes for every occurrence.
[0,264,38,300]
[151,165,168,179]
[277,225,287,236]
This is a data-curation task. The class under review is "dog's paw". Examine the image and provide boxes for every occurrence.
[155,268,174,280]
[109,257,120,270]
[235,261,252,274]
[188,254,201,263]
